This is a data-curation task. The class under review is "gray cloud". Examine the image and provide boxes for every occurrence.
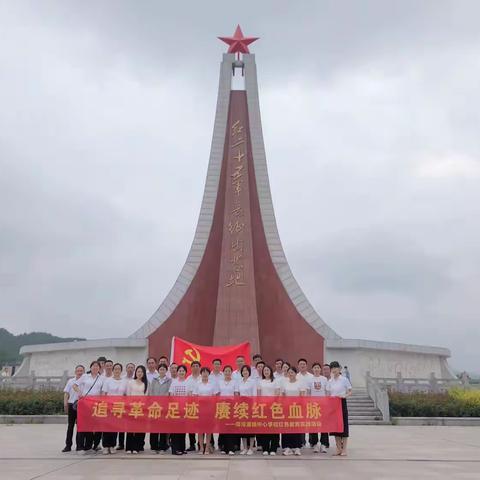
[0,1,479,371]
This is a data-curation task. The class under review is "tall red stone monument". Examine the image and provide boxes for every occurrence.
[131,26,340,364]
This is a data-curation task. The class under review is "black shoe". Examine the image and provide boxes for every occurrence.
[116,445,124,450]
[62,447,71,453]
[187,446,196,452]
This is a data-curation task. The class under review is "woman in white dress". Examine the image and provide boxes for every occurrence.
[326,361,352,456]
[125,365,148,454]
[217,365,238,455]
[235,365,257,456]
[257,365,281,455]
[281,366,306,456]
[168,365,189,455]
[193,367,219,454]
[101,363,128,454]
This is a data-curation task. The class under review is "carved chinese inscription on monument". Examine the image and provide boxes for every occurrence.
[226,119,247,287]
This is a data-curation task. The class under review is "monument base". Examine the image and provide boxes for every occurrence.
[18,337,454,388]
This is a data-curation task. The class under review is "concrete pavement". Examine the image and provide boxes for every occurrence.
[0,424,479,479]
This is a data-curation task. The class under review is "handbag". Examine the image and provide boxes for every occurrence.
[72,374,99,411]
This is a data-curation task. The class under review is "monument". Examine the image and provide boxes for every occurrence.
[18,27,455,387]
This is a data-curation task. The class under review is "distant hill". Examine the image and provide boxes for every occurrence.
[0,328,85,366]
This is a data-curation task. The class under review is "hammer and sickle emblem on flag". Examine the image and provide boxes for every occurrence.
[182,348,201,366]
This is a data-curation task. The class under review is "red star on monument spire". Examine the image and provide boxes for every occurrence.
[218,25,259,55]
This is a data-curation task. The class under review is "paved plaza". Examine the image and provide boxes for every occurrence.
[0,425,479,479]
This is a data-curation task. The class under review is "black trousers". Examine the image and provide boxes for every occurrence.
[282,433,303,449]
[65,403,81,449]
[220,434,238,453]
[118,432,125,448]
[171,434,186,454]
[188,433,196,449]
[77,432,94,451]
[150,433,169,451]
[93,431,102,449]
[309,432,330,447]
[126,433,146,452]
[102,432,118,448]
[257,434,279,453]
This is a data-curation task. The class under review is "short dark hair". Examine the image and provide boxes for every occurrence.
[113,362,123,371]
[126,362,135,368]
[177,365,187,373]
[159,355,169,361]
[97,356,107,362]
[282,361,291,368]
[256,361,265,368]
[312,362,322,368]
[240,365,251,376]
[288,366,298,374]
[252,354,262,360]
[90,360,101,368]
[323,363,330,367]
[223,365,233,372]
[158,363,168,370]
[191,361,201,367]
[75,365,85,370]
[212,358,222,364]
[236,355,245,360]
[200,367,211,374]
[297,358,308,365]
[105,359,113,365]
[275,358,283,363]
[146,357,157,363]
[329,361,341,369]
[170,362,178,367]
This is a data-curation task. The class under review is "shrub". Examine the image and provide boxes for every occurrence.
[0,389,64,415]
[389,389,480,417]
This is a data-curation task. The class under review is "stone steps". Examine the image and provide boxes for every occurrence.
[345,392,390,425]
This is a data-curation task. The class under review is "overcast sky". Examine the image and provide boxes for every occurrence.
[1,1,479,371]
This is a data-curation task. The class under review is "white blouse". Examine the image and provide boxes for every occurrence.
[194,381,219,396]
[235,377,257,396]
[327,375,352,397]
[168,378,189,396]
[283,379,306,396]
[75,373,103,397]
[308,375,328,397]
[102,377,128,396]
[217,378,237,396]
[257,379,279,396]
[127,380,146,396]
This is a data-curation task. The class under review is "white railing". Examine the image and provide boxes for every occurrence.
[0,370,69,390]
[365,372,463,422]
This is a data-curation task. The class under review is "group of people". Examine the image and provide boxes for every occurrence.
[62,354,352,457]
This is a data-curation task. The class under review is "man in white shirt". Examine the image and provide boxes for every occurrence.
[146,357,160,384]
[252,360,265,385]
[297,358,314,392]
[62,364,85,452]
[273,358,284,379]
[118,362,135,450]
[186,361,202,451]
[232,355,246,381]
[209,358,224,387]
[102,360,114,378]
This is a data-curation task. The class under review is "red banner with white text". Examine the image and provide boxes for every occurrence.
[171,337,250,371]
[77,396,343,433]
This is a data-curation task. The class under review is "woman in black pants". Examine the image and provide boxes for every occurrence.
[125,365,148,454]
[168,365,189,455]
[256,365,281,455]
